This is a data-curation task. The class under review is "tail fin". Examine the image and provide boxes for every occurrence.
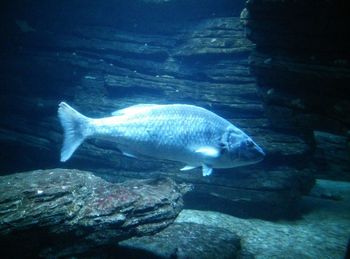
[58,102,91,162]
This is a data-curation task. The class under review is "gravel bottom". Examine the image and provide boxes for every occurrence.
[176,180,350,259]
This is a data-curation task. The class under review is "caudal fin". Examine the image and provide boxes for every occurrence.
[58,102,91,162]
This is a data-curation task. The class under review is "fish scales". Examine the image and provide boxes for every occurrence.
[102,106,225,149]
[58,102,265,176]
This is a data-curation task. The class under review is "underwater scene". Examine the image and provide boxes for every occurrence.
[0,0,349,258]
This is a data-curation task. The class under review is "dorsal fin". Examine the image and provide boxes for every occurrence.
[111,104,159,116]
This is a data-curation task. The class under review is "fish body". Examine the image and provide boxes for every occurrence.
[58,102,265,176]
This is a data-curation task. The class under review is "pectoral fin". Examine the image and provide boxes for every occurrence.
[180,165,197,171]
[202,164,213,176]
[195,146,220,158]
[122,151,137,158]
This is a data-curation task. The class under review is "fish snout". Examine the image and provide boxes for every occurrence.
[243,139,265,162]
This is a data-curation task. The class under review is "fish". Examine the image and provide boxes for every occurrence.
[58,102,265,176]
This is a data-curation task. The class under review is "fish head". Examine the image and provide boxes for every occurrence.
[222,127,265,167]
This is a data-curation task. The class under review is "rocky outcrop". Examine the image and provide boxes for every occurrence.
[242,0,350,180]
[0,169,190,257]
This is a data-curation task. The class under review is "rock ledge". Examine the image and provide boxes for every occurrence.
[0,168,190,257]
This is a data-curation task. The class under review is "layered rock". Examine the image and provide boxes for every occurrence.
[242,0,350,180]
[0,169,190,257]
[0,0,316,220]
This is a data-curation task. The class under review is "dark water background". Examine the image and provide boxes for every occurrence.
[0,0,350,258]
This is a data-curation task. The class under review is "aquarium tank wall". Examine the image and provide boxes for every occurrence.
[0,0,349,258]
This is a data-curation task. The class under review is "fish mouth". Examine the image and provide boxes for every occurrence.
[233,144,265,166]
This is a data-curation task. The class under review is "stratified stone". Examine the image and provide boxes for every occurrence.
[0,5,309,182]
[0,169,191,257]
[119,222,241,259]
[0,0,318,223]
[243,0,350,136]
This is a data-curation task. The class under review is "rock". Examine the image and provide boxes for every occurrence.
[243,0,350,136]
[0,169,191,257]
[108,166,315,220]
[242,0,350,182]
[173,17,253,59]
[249,51,350,135]
[180,168,315,219]
[176,205,350,259]
[119,222,241,259]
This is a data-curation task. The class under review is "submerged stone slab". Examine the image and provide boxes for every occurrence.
[176,205,350,259]
[0,169,191,257]
[119,222,241,259]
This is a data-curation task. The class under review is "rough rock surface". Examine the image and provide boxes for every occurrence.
[119,222,241,259]
[0,169,190,257]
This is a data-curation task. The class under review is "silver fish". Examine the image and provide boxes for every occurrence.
[58,102,265,176]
